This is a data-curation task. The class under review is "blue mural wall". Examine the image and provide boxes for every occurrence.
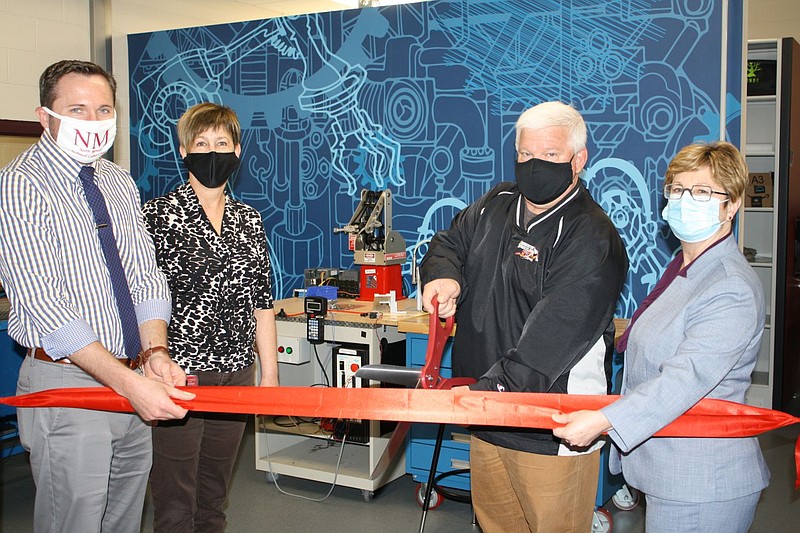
[128,0,744,317]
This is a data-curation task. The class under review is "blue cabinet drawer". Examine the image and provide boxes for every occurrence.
[407,440,471,491]
[410,423,470,450]
[406,333,471,492]
[407,333,454,369]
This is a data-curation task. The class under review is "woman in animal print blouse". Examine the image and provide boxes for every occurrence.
[142,102,279,533]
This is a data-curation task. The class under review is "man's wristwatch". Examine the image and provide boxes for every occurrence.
[139,345,169,367]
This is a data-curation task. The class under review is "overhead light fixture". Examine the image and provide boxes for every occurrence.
[329,0,374,6]
[372,0,427,5]
[331,0,427,7]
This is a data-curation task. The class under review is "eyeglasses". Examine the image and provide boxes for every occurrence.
[663,184,730,202]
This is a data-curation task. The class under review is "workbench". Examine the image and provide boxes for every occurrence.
[253,296,426,500]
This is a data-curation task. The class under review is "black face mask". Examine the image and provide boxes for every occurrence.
[183,151,240,189]
[515,157,575,205]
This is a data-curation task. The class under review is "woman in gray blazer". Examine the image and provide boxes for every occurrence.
[553,141,769,532]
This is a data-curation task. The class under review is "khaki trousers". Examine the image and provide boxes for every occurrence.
[17,355,151,533]
[470,435,600,533]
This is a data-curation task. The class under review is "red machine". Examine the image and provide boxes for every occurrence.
[334,189,407,301]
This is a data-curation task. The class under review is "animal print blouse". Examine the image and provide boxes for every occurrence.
[142,183,273,373]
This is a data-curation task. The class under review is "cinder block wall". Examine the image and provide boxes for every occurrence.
[0,1,91,122]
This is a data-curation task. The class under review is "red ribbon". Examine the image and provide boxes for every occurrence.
[2,386,799,487]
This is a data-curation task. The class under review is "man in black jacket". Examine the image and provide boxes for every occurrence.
[421,101,628,533]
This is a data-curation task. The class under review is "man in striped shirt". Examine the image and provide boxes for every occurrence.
[0,60,195,533]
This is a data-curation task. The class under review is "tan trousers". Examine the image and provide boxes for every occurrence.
[470,435,600,533]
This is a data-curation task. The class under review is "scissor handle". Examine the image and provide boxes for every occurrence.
[420,298,455,389]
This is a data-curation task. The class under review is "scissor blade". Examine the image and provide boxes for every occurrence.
[355,364,421,387]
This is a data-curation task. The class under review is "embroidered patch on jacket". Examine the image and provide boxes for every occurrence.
[515,241,539,262]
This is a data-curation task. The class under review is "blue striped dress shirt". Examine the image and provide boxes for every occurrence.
[0,132,171,360]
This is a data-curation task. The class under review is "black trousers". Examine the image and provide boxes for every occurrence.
[150,364,256,533]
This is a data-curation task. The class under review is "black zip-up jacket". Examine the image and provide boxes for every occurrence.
[421,181,628,455]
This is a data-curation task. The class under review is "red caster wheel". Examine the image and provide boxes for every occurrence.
[611,485,640,511]
[415,482,443,509]
[591,507,613,533]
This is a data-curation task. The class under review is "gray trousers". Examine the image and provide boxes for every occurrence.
[644,491,761,533]
[17,355,152,533]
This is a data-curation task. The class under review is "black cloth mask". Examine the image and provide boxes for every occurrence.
[515,157,575,205]
[183,151,240,189]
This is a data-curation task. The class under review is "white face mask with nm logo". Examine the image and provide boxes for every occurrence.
[43,107,117,163]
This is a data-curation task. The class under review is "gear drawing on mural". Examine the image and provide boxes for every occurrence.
[297,13,404,195]
[583,158,673,317]
[127,0,743,309]
[130,17,302,192]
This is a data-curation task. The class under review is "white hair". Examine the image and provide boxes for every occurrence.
[515,101,587,154]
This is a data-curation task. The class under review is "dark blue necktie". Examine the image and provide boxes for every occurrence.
[78,166,141,361]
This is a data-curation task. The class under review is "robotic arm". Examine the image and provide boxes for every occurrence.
[334,189,406,266]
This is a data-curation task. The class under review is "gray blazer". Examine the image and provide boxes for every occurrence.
[603,235,770,502]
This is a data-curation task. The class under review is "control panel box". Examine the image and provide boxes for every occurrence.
[331,344,369,443]
[335,345,367,389]
[276,335,311,365]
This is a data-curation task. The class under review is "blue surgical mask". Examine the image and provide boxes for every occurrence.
[662,195,726,243]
